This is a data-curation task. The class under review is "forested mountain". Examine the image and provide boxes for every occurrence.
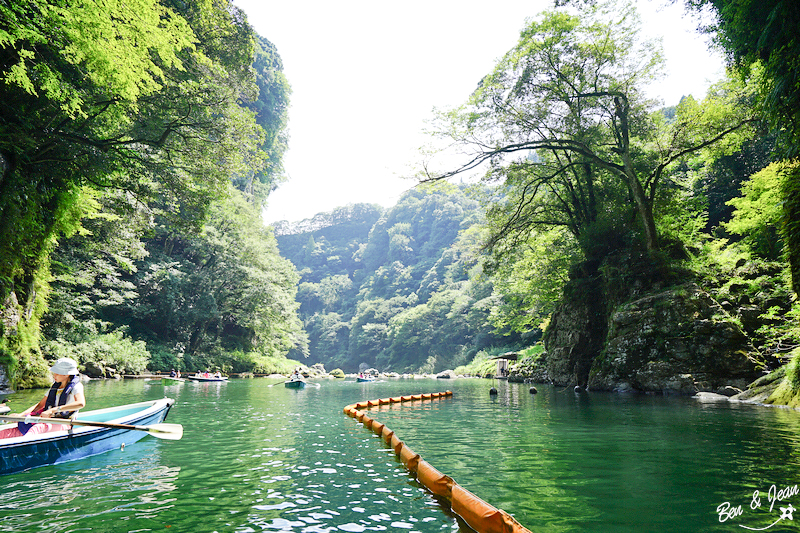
[275,185,526,373]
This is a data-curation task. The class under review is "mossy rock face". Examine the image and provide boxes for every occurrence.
[589,283,758,393]
[330,368,345,378]
[763,353,800,407]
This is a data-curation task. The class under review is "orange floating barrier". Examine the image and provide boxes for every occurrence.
[451,484,508,533]
[390,433,403,453]
[416,459,453,499]
[342,391,530,533]
[398,443,420,472]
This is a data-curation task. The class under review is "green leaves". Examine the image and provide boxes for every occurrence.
[725,162,791,259]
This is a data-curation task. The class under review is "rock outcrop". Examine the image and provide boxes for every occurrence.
[588,284,757,393]
[529,250,763,394]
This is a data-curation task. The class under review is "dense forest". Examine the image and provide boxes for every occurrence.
[2,0,800,406]
[273,186,527,373]
[0,0,304,388]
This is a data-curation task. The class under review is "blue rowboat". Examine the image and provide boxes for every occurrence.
[356,377,374,382]
[284,379,306,389]
[0,398,175,475]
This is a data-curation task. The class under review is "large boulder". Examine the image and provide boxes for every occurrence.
[588,284,758,393]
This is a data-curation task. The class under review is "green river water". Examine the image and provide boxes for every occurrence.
[1,377,800,532]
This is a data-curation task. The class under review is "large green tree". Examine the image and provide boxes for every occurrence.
[126,188,307,371]
[0,0,268,382]
[428,2,755,256]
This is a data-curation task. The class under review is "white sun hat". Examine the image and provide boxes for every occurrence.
[50,357,79,375]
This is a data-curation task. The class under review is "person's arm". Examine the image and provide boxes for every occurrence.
[12,396,47,417]
[40,385,86,418]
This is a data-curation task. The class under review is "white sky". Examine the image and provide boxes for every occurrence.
[233,0,725,224]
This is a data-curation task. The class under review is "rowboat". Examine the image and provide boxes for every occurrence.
[186,374,228,382]
[0,398,175,475]
[161,376,185,385]
[284,379,306,389]
[356,377,374,382]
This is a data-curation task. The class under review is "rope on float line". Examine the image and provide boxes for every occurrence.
[342,391,532,533]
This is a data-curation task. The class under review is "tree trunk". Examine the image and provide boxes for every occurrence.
[626,170,658,251]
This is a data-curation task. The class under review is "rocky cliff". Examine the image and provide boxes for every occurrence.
[529,252,763,394]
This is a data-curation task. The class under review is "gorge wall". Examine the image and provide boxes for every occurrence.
[530,252,762,394]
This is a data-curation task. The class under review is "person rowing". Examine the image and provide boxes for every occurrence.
[0,357,86,439]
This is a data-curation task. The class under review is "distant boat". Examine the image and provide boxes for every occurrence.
[0,398,176,475]
[356,377,374,383]
[187,374,228,382]
[284,379,306,389]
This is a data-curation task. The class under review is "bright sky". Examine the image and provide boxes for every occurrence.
[234,0,725,224]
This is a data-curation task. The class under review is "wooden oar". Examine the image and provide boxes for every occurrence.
[0,415,183,440]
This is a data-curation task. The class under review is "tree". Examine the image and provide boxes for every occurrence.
[427,2,755,254]
[679,0,800,294]
[682,0,800,156]
[123,187,307,368]
[237,35,292,205]
[0,0,267,379]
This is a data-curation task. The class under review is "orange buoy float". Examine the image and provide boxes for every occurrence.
[342,390,530,533]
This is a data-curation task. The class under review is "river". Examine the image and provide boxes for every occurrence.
[1,377,799,532]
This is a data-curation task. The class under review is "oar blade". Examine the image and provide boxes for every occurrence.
[145,423,183,440]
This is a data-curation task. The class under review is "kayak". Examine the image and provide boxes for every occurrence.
[284,379,306,389]
[186,375,228,382]
[161,377,185,385]
[0,398,175,475]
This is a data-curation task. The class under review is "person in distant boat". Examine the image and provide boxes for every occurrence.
[170,369,177,378]
[0,357,86,439]
[291,367,303,381]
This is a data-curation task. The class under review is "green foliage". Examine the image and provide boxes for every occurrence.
[780,164,800,295]
[686,0,800,156]
[126,188,307,365]
[766,347,800,407]
[431,1,756,257]
[236,35,292,205]
[453,348,509,377]
[329,368,345,378]
[725,162,788,259]
[276,185,518,373]
[488,228,576,333]
[43,330,150,375]
[0,0,291,385]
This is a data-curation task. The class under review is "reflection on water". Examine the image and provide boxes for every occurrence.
[2,378,800,532]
